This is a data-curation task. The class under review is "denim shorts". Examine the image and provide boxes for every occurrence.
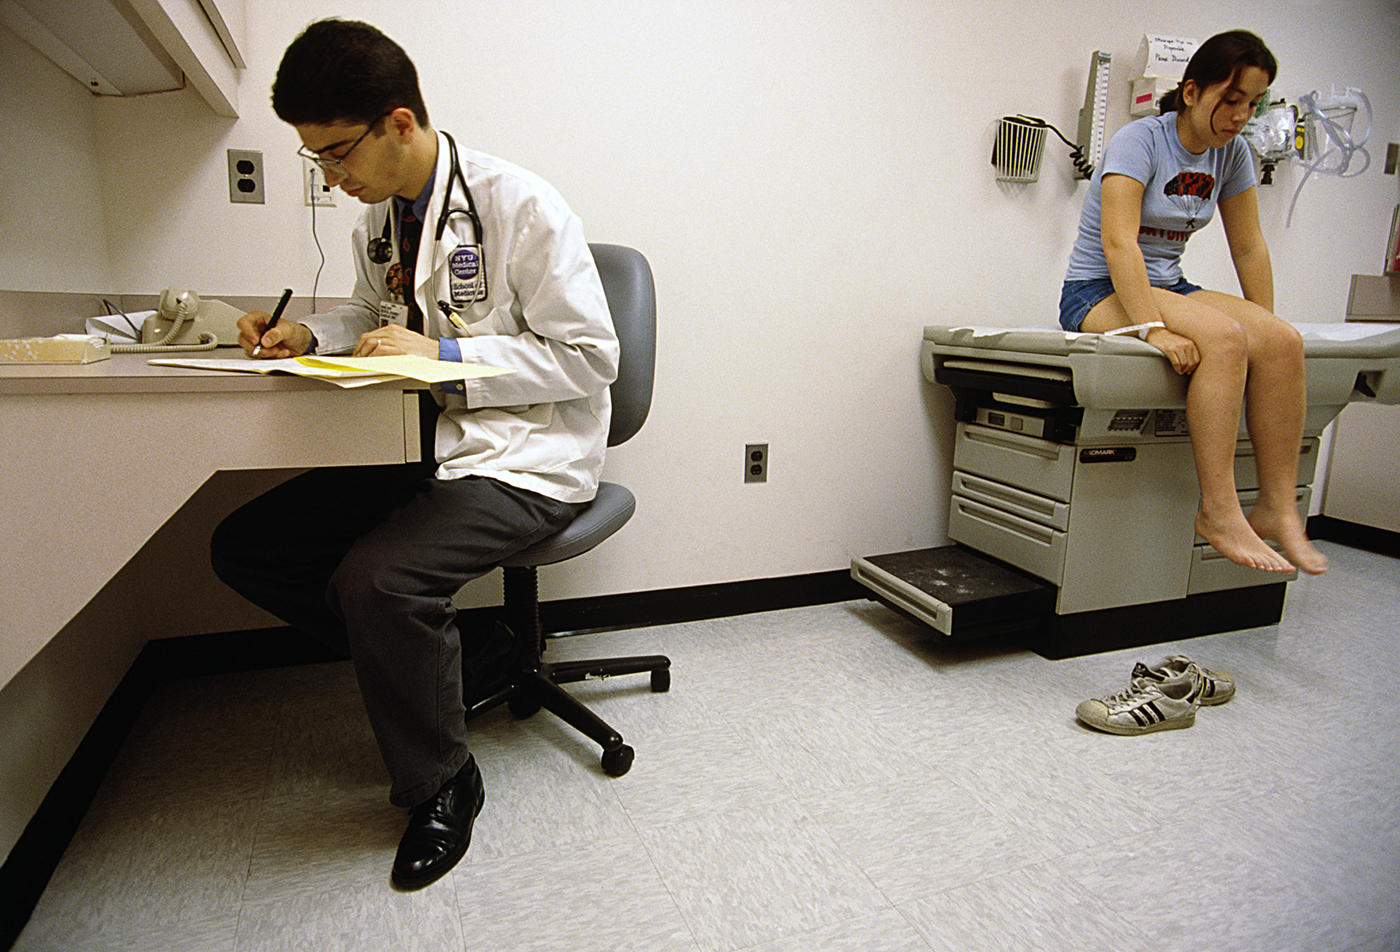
[1058,277,1203,331]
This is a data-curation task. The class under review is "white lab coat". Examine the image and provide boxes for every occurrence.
[302,132,619,504]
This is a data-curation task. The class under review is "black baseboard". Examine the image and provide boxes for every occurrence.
[140,568,870,674]
[1307,515,1400,558]
[0,651,164,951]
[537,568,867,636]
[0,568,864,949]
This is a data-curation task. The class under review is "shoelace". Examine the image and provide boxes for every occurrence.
[1099,681,1162,710]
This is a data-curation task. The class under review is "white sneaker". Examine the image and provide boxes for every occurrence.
[1133,654,1235,706]
[1076,661,1203,735]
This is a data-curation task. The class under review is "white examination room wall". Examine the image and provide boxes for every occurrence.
[2,0,1397,865]
[82,0,1399,603]
[0,32,115,292]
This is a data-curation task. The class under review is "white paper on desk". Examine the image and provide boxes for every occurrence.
[147,356,397,389]
[85,310,154,343]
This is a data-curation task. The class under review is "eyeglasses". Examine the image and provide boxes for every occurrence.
[296,112,391,176]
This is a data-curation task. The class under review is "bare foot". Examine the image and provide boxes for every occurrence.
[1248,509,1329,575]
[1196,510,1295,573]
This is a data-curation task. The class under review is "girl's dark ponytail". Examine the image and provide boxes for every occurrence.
[1158,83,1185,115]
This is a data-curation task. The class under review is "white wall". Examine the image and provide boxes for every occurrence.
[0,31,115,292]
[8,0,1400,607]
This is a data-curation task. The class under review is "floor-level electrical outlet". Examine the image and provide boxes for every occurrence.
[304,160,335,206]
[745,443,768,483]
[227,149,264,204]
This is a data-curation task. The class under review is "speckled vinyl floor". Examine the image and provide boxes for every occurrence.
[15,542,1399,951]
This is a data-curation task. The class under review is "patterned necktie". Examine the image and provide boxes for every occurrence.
[399,209,425,333]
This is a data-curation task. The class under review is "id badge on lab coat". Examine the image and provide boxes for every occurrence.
[377,300,409,327]
[449,244,488,305]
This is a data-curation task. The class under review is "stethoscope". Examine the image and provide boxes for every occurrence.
[366,132,488,310]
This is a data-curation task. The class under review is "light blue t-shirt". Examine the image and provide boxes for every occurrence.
[1064,113,1257,284]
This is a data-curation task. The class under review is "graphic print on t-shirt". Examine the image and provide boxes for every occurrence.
[1163,171,1216,231]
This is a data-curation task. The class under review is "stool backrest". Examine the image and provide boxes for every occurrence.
[590,243,655,447]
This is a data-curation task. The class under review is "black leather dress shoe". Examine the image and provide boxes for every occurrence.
[391,756,485,890]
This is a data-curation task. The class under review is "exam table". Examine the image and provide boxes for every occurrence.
[852,322,1400,656]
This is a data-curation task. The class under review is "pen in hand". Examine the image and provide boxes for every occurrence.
[252,288,293,357]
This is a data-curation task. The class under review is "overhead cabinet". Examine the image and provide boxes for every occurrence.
[0,0,245,116]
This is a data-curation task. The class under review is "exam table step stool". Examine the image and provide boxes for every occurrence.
[851,545,1054,641]
[851,543,1289,659]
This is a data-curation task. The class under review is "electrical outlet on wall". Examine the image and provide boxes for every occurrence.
[304,159,335,206]
[745,443,768,483]
[227,149,264,204]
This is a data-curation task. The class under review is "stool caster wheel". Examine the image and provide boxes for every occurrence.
[601,744,634,777]
[651,669,670,693]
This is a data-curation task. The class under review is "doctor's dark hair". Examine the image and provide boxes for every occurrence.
[272,19,430,128]
[1159,30,1277,115]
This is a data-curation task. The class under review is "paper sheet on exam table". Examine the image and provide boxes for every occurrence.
[1292,322,1400,341]
[944,325,1082,341]
[938,322,1400,346]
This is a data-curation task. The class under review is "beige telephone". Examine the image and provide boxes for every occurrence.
[112,289,243,353]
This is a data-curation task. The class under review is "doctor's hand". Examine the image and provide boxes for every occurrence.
[1143,326,1201,375]
[353,324,438,359]
[238,313,312,359]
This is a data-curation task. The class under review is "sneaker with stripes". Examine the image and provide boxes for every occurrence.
[1076,661,1204,735]
[1132,654,1235,706]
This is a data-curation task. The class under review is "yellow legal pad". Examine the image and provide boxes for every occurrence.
[148,354,512,388]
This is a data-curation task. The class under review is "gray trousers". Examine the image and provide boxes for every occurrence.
[211,459,580,807]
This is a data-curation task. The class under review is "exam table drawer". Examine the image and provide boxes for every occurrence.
[953,423,1075,503]
[1231,437,1320,491]
[1192,487,1311,545]
[948,495,1066,585]
[952,472,1070,531]
[1188,544,1298,593]
[1188,487,1309,594]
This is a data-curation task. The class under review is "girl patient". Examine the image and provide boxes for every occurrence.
[1059,29,1326,575]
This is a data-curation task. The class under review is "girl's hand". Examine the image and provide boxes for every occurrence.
[1144,326,1200,374]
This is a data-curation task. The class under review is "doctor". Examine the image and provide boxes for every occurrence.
[212,19,618,890]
